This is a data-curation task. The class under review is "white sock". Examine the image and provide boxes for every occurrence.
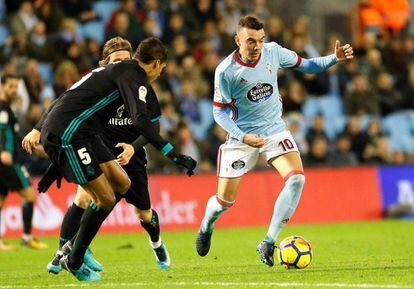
[22,234,32,241]
[265,174,305,244]
[200,195,233,233]
[150,237,162,249]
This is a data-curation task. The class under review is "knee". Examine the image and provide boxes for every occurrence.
[135,208,152,223]
[97,193,116,210]
[286,173,305,193]
[113,177,131,195]
[76,195,91,209]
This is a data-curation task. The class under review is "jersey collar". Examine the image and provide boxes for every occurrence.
[232,49,261,68]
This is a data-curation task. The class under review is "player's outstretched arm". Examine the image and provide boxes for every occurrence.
[116,122,160,166]
[295,40,354,74]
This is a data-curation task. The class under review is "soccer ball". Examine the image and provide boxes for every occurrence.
[276,235,312,269]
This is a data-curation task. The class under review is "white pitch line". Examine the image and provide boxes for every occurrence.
[0,282,412,289]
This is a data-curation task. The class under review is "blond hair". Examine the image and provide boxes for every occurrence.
[99,36,132,66]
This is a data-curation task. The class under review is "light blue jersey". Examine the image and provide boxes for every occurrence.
[213,42,337,142]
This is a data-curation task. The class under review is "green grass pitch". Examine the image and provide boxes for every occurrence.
[0,220,413,289]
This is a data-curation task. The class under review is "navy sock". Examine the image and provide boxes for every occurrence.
[59,203,85,249]
[140,210,160,243]
[22,202,34,235]
[69,202,111,269]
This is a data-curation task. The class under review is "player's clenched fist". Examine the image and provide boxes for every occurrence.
[243,134,266,148]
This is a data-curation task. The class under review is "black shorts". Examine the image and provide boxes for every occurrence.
[41,132,115,185]
[123,168,151,210]
[0,164,32,196]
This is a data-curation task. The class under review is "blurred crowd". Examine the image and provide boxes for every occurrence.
[0,0,413,175]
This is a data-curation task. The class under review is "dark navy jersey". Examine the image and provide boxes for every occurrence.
[0,100,23,163]
[42,60,167,151]
[102,85,161,170]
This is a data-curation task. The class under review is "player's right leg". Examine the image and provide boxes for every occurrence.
[196,177,242,257]
[47,186,103,274]
[196,141,258,257]
[41,133,130,281]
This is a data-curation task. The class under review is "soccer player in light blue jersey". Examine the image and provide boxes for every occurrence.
[196,16,354,266]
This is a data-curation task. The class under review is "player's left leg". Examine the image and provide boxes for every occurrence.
[14,164,49,250]
[135,208,170,269]
[123,169,170,269]
[257,151,305,267]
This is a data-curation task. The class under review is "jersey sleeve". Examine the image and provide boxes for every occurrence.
[271,42,301,69]
[213,69,232,107]
[115,66,149,119]
[115,66,172,152]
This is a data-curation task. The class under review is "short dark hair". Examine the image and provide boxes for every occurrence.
[1,73,19,85]
[134,37,168,64]
[238,16,264,31]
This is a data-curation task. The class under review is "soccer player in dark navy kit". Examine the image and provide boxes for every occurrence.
[37,37,196,281]
[24,37,173,274]
[0,74,48,251]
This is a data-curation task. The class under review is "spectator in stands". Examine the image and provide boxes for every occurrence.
[159,100,180,135]
[9,1,38,36]
[163,12,188,45]
[52,18,82,63]
[329,133,359,167]
[23,59,52,107]
[194,0,216,30]
[60,0,97,23]
[144,0,165,38]
[249,0,270,22]
[363,136,394,164]
[362,48,387,85]
[283,80,307,114]
[105,12,139,50]
[266,16,286,46]
[306,115,328,146]
[375,72,403,116]
[171,35,191,64]
[178,77,213,141]
[342,116,369,161]
[344,74,380,116]
[27,21,53,62]
[34,0,64,34]
[303,135,330,167]
[53,60,79,97]
[66,42,93,74]
[106,0,145,43]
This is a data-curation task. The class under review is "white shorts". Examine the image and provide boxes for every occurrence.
[217,131,299,178]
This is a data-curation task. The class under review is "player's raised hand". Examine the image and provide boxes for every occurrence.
[22,129,41,154]
[335,40,354,62]
[116,143,135,166]
[243,134,266,148]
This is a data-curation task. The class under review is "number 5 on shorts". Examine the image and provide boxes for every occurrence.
[77,147,92,165]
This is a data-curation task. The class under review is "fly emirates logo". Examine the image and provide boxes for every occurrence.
[108,105,133,126]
